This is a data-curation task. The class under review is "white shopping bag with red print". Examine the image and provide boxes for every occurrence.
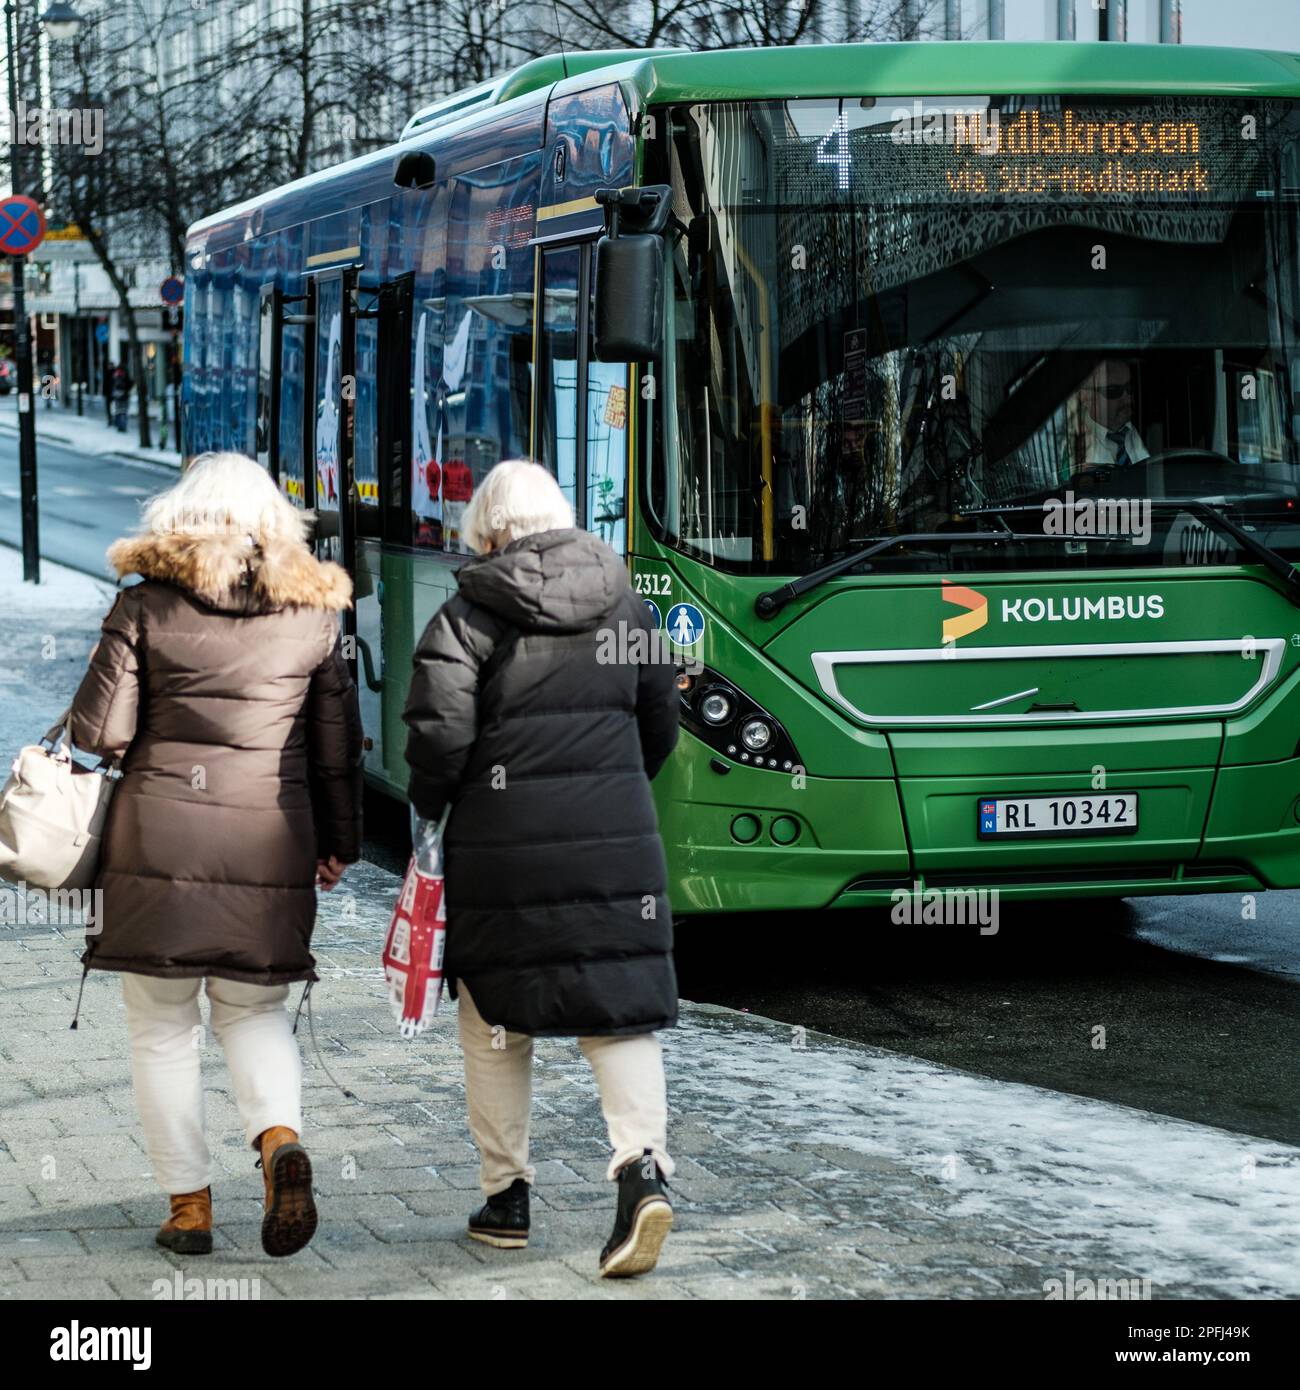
[383,808,450,1038]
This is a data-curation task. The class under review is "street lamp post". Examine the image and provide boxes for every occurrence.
[4,0,83,583]
[73,258,82,415]
[5,0,38,582]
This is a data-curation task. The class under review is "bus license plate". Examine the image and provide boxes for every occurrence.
[977,794,1139,838]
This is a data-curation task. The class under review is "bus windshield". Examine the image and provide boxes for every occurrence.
[650,96,1300,575]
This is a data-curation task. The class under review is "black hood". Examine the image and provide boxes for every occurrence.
[456,528,628,632]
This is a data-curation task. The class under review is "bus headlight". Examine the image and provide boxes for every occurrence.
[740,718,773,752]
[677,664,801,773]
[700,690,735,726]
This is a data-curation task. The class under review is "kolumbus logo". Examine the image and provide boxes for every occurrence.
[941,579,1166,640]
[941,579,988,643]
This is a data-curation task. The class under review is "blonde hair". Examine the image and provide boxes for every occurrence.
[460,459,575,553]
[141,451,311,543]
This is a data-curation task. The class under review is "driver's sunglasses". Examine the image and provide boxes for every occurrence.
[1095,382,1133,399]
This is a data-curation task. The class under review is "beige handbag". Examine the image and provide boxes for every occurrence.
[0,709,119,891]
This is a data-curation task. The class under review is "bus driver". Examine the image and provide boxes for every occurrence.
[1072,357,1150,471]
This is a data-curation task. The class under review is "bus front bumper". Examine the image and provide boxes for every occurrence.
[654,733,1300,913]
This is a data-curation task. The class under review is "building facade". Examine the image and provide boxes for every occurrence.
[5,0,1185,437]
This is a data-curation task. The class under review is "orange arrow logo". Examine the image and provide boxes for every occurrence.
[941,579,988,643]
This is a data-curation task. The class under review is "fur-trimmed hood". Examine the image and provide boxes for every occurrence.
[107,531,352,614]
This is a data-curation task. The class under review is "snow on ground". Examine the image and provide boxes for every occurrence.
[678,1006,1300,1297]
[0,547,111,763]
[1132,894,1300,980]
[0,543,116,611]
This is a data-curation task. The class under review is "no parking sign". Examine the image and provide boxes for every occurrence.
[0,196,45,256]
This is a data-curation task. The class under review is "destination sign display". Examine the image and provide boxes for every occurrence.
[774,97,1293,205]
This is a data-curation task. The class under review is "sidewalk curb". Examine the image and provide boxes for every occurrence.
[0,418,182,470]
[107,450,182,472]
[0,537,119,590]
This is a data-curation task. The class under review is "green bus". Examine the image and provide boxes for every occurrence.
[183,41,1300,912]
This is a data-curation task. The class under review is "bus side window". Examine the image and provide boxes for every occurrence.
[535,241,629,556]
[353,294,380,532]
[536,244,582,516]
[256,284,278,476]
[409,181,449,550]
[585,253,628,555]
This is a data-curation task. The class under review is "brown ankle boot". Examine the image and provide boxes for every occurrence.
[256,1125,317,1258]
[156,1187,213,1255]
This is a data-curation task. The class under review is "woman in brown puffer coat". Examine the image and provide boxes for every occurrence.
[68,451,363,1259]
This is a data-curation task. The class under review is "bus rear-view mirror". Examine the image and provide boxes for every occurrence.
[593,233,663,363]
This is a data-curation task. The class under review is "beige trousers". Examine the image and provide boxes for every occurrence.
[457,981,673,1196]
[122,973,302,1195]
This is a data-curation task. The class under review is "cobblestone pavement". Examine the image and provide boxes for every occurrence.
[3,552,1299,1300]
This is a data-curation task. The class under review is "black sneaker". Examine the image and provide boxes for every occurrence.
[599,1149,673,1278]
[467,1177,530,1249]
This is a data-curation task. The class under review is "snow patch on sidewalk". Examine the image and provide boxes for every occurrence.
[680,1008,1300,1296]
[0,544,116,610]
[0,396,181,470]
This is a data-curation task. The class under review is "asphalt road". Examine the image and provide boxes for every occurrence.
[6,431,1299,1149]
[0,426,172,581]
[672,896,1300,1148]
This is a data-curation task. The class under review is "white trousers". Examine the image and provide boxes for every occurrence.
[457,981,673,1196]
[121,973,303,1196]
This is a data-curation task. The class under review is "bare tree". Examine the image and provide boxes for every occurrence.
[37,0,941,454]
[539,0,935,52]
[547,0,704,50]
[45,15,168,446]
[209,0,459,183]
[694,1,823,47]
[91,0,219,272]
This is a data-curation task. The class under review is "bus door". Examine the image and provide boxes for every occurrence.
[305,266,358,673]
[350,272,414,773]
[534,240,630,555]
[271,280,313,510]
[256,284,280,477]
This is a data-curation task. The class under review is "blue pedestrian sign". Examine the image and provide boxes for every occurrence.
[666,602,705,647]
[95,322,109,344]
[643,599,661,629]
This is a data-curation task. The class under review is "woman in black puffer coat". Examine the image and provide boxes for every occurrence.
[402,460,680,1279]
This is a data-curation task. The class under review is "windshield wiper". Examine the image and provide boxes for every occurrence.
[752,502,1300,619]
[929,500,1300,610]
[1174,500,1300,605]
[755,530,1041,618]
